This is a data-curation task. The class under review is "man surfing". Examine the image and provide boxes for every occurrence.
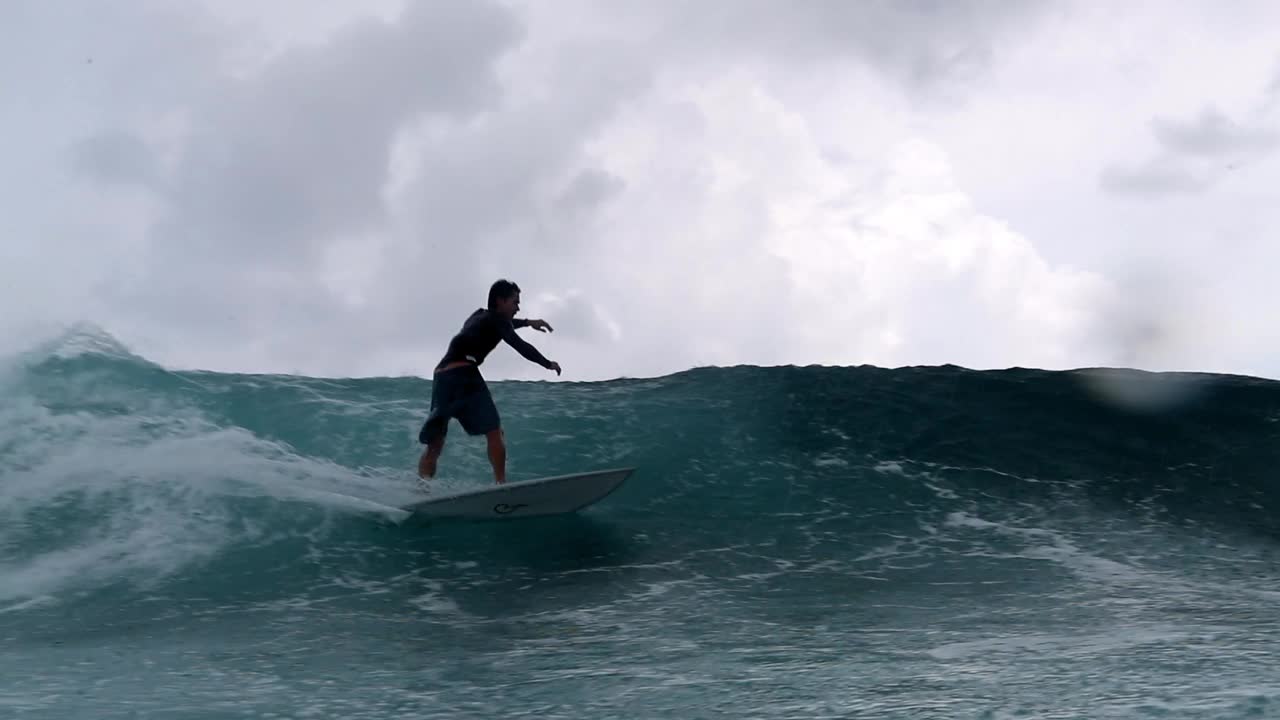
[417,279,561,484]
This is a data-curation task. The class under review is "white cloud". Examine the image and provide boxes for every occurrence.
[542,68,1112,378]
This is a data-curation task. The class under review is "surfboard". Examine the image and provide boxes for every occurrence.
[402,467,635,520]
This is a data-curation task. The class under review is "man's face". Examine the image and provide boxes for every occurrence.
[496,292,520,318]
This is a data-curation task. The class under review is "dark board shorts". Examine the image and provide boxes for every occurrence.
[418,364,500,444]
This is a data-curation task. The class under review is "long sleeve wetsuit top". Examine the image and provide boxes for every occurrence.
[435,309,553,371]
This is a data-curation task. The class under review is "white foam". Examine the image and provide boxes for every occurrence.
[0,595,59,614]
[1,320,145,365]
[813,455,849,468]
[407,578,466,616]
[942,511,1172,587]
[928,625,1192,660]
[0,388,415,605]
[873,460,906,475]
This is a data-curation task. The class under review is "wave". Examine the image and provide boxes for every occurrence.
[3,325,1279,610]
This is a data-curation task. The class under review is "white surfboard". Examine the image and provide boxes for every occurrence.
[403,467,635,520]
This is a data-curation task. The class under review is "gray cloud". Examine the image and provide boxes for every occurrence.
[1102,82,1280,197]
[655,0,1051,92]
[1152,107,1279,156]
[1099,158,1210,195]
[2,3,228,343]
[360,37,657,342]
[1,3,224,111]
[1261,60,1280,113]
[155,1,519,267]
[70,130,158,187]
[98,1,524,359]
[556,169,626,215]
[83,0,667,374]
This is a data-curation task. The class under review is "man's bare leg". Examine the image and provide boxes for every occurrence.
[417,437,445,480]
[486,428,506,484]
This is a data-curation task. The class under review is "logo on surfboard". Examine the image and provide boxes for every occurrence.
[493,503,529,514]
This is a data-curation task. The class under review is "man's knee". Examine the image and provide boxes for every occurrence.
[485,428,504,447]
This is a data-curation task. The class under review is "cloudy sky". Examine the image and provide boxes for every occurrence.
[5,0,1280,381]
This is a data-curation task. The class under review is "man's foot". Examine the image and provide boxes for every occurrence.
[417,453,437,480]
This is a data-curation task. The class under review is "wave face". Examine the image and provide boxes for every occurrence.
[4,327,1280,719]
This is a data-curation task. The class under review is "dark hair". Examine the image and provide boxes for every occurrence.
[487,279,521,309]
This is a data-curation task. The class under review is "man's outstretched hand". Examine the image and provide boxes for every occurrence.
[548,361,561,376]
[529,319,554,333]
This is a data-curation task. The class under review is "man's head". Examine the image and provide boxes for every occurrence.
[488,279,521,318]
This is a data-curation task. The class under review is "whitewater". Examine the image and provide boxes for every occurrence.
[3,328,1280,719]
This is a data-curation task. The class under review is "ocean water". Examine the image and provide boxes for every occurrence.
[3,328,1280,719]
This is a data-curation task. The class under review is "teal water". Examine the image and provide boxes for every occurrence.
[3,328,1280,718]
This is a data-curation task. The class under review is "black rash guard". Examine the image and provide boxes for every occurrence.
[435,309,553,371]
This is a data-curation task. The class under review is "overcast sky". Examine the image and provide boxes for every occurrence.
[4,0,1280,382]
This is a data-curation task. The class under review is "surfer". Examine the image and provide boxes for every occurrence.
[417,279,561,484]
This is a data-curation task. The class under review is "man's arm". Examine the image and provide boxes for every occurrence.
[513,318,553,332]
[499,320,559,373]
